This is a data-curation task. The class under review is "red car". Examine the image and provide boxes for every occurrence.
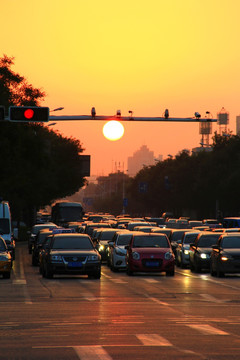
[126,233,175,276]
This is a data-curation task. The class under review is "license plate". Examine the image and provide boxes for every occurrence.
[145,261,159,267]
[68,262,82,268]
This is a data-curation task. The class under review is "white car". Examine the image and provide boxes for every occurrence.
[175,231,200,268]
[108,231,138,271]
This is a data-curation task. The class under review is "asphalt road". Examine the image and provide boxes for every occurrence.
[0,242,240,360]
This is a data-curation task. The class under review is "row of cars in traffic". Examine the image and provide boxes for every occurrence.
[25,213,240,279]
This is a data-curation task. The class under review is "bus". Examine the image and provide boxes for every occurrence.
[51,202,84,226]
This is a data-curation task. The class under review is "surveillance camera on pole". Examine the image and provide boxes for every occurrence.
[194,112,201,119]
[164,109,169,119]
[91,107,96,119]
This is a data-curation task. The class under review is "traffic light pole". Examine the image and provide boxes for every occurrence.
[49,115,217,122]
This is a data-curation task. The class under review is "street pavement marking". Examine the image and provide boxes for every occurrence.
[145,294,169,306]
[136,334,173,346]
[187,324,229,335]
[200,293,225,303]
[112,279,128,284]
[12,249,32,304]
[101,273,112,279]
[74,345,112,360]
[144,278,159,283]
[13,279,27,285]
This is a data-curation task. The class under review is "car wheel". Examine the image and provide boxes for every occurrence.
[180,255,186,269]
[32,257,38,266]
[210,263,216,276]
[110,264,118,272]
[93,270,101,279]
[166,268,175,276]
[3,272,11,279]
[217,268,224,277]
[126,266,133,276]
[175,254,180,267]
[45,266,53,279]
[195,261,201,273]
[190,261,194,272]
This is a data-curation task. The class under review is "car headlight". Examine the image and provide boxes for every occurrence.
[164,252,173,260]
[99,245,105,252]
[200,253,209,259]
[132,252,140,260]
[88,255,99,261]
[115,248,126,256]
[50,255,63,262]
[184,249,189,255]
[221,255,232,261]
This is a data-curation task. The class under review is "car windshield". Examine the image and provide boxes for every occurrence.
[0,219,10,234]
[171,231,186,241]
[133,235,169,248]
[37,232,51,244]
[184,233,199,244]
[116,235,132,246]
[0,239,7,251]
[52,236,93,250]
[99,231,116,240]
[198,235,219,247]
[221,236,240,249]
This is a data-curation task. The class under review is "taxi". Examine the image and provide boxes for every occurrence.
[0,237,12,279]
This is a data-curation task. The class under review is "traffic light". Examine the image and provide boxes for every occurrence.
[0,106,5,121]
[9,106,49,122]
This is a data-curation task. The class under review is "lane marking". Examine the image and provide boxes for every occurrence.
[187,324,229,335]
[112,279,128,284]
[74,345,112,360]
[137,334,173,346]
[145,294,169,306]
[12,248,32,304]
[200,293,225,303]
[13,279,27,285]
[144,279,159,283]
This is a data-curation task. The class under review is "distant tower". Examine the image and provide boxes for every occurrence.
[199,113,212,146]
[217,107,229,135]
[236,116,240,135]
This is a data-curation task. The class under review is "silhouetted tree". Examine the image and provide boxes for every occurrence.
[0,55,86,226]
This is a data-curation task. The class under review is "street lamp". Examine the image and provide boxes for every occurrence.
[50,107,64,112]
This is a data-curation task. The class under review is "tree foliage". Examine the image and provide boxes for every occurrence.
[124,134,240,219]
[93,134,240,219]
[0,55,86,225]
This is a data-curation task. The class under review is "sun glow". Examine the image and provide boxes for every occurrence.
[102,121,125,141]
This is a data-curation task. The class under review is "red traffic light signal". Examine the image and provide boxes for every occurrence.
[9,106,49,122]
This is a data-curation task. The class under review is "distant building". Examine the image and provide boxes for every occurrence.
[127,145,162,177]
[236,116,240,135]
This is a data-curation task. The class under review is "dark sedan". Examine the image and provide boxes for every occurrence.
[210,233,240,277]
[41,233,101,279]
[189,232,221,272]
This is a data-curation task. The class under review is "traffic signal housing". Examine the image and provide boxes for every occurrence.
[9,106,49,122]
[0,106,5,121]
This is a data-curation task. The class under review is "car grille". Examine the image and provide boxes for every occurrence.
[63,256,87,262]
[142,259,163,268]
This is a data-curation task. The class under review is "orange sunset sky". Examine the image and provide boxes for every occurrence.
[2,1,240,176]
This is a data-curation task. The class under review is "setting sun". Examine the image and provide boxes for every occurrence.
[102,121,125,141]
